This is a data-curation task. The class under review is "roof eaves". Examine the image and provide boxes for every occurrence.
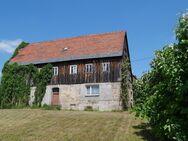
[15,52,123,65]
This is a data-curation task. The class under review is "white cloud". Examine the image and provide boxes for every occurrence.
[0,39,22,54]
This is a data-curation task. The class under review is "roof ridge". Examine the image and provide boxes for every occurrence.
[31,30,126,45]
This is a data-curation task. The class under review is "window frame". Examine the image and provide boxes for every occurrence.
[85,63,94,73]
[70,65,77,74]
[53,67,58,76]
[102,62,110,72]
[85,85,100,96]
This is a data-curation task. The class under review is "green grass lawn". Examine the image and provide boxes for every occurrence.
[0,109,156,141]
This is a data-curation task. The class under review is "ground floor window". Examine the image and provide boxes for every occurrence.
[86,85,99,96]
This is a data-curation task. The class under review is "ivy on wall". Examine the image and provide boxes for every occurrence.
[33,64,53,107]
[0,41,53,108]
[11,42,29,60]
[0,63,36,108]
[2,42,29,73]
[0,42,31,108]
[120,58,131,110]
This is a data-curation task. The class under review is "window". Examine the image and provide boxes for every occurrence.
[53,67,58,76]
[70,65,77,74]
[102,62,110,72]
[52,87,59,93]
[85,64,93,73]
[86,85,99,96]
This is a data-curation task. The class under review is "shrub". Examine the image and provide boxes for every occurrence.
[42,104,61,110]
[133,12,188,141]
[84,106,93,111]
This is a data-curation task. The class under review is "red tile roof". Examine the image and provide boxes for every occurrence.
[11,31,126,65]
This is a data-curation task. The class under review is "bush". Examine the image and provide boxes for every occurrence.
[31,104,40,109]
[133,12,188,141]
[111,109,124,112]
[42,104,61,110]
[84,106,93,111]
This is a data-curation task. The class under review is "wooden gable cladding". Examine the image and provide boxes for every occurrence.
[49,57,122,85]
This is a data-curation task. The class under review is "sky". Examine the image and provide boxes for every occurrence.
[0,0,187,78]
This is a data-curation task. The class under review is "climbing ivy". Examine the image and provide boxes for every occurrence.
[0,42,32,108]
[0,63,53,108]
[0,41,53,108]
[0,63,37,108]
[11,42,29,60]
[2,41,29,73]
[120,57,131,110]
[33,64,53,107]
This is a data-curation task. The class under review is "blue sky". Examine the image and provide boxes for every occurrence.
[0,0,187,77]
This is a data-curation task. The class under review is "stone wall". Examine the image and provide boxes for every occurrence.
[30,82,122,111]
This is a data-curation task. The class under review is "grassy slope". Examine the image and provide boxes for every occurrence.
[0,109,155,141]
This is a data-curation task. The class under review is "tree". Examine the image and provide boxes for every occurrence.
[133,12,188,141]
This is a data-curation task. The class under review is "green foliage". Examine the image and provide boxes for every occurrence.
[84,106,94,111]
[0,41,53,109]
[0,84,2,105]
[111,109,124,112]
[42,104,61,110]
[176,13,188,42]
[133,12,188,141]
[0,63,53,108]
[34,64,53,106]
[0,63,37,108]
[11,41,29,59]
[2,42,29,73]
[121,58,131,110]
[133,72,153,117]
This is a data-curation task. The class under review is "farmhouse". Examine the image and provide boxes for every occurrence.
[11,31,133,111]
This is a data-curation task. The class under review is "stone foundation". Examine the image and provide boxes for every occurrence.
[30,82,122,111]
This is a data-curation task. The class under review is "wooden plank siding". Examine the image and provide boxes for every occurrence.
[49,57,122,85]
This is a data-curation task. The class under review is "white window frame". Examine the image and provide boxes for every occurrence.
[53,67,58,76]
[102,62,110,72]
[85,63,93,73]
[86,85,99,96]
[70,65,77,74]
